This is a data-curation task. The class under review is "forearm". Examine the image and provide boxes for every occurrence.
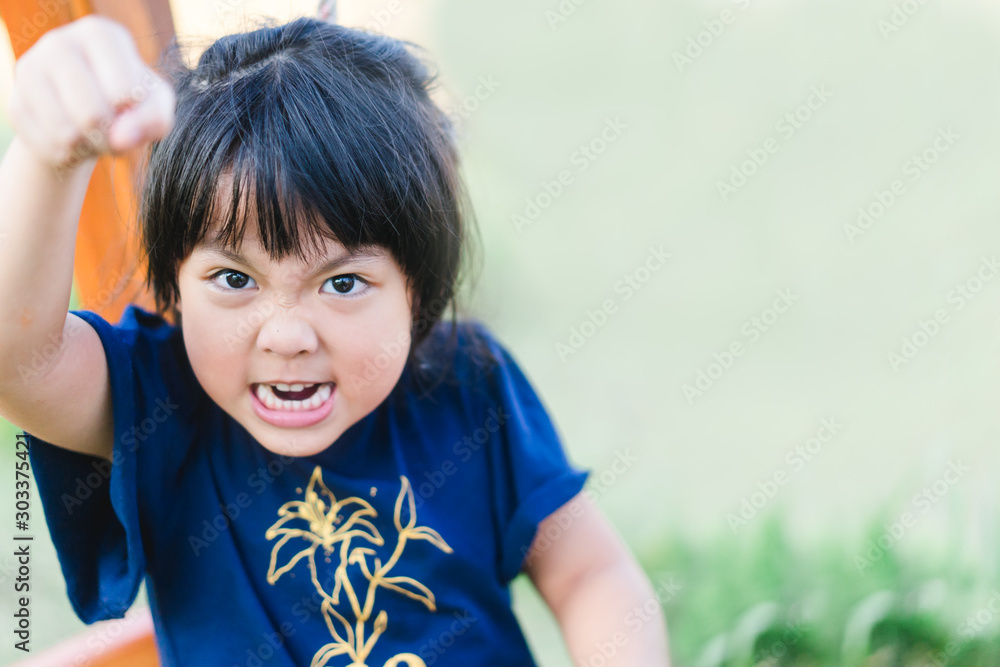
[0,136,95,380]
[553,559,671,666]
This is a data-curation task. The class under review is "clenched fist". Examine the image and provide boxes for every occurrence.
[7,15,175,170]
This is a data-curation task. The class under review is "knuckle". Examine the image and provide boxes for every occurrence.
[73,16,130,50]
[128,82,148,104]
[77,107,107,131]
[74,14,109,35]
[112,21,134,44]
[43,23,79,50]
[53,124,80,150]
[73,14,98,29]
[32,30,55,49]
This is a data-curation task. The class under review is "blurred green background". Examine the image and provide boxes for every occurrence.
[4,0,1000,664]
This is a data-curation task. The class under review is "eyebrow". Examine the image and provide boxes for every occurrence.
[199,241,386,279]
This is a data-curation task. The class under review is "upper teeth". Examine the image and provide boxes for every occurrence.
[273,383,314,392]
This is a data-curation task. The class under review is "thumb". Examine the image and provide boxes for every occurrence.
[107,74,176,153]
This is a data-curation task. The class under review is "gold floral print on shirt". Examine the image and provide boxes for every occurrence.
[266,466,453,667]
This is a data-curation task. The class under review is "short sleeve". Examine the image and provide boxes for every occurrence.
[468,324,590,582]
[25,306,179,624]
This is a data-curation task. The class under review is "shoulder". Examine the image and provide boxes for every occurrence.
[400,317,517,401]
[72,303,177,349]
[70,304,202,420]
[398,317,553,434]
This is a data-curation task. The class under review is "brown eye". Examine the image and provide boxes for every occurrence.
[210,270,255,290]
[225,271,250,289]
[323,274,369,297]
[331,275,355,293]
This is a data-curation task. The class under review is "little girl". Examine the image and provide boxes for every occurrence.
[0,14,669,667]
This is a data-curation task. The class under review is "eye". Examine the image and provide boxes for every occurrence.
[322,274,370,297]
[209,269,257,291]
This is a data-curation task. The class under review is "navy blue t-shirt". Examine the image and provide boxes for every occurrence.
[25,305,589,666]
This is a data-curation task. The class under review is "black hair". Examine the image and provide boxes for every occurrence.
[139,17,490,392]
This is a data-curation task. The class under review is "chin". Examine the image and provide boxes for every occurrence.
[250,426,345,458]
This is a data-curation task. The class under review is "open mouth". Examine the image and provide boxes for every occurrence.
[251,382,334,411]
[249,381,337,430]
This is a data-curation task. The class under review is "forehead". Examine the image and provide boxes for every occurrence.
[195,220,327,257]
[194,188,365,261]
[188,169,391,269]
[188,224,396,299]
[193,229,388,268]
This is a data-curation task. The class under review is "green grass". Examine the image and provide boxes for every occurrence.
[639,518,999,666]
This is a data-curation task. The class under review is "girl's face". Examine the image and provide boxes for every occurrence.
[175,221,414,458]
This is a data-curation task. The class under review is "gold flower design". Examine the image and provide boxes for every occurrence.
[266,466,385,586]
[266,467,453,667]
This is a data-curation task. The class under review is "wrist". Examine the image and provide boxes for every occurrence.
[9,134,98,185]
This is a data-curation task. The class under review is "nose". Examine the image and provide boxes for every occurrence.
[256,309,319,358]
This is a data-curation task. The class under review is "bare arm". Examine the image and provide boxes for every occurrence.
[0,16,174,460]
[524,492,672,666]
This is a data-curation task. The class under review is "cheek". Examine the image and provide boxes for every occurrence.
[337,314,412,394]
[340,334,405,383]
[181,307,248,389]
